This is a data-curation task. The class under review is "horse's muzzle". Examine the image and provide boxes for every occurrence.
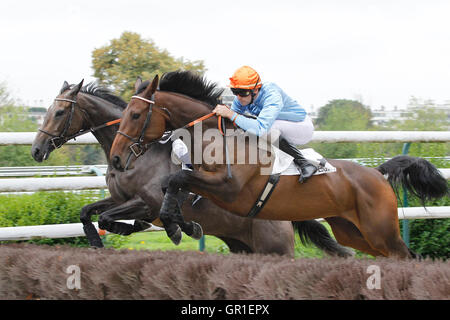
[112,155,125,172]
[31,143,53,162]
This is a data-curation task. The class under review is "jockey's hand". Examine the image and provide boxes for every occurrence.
[213,104,235,119]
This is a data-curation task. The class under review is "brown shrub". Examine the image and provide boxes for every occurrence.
[0,244,448,300]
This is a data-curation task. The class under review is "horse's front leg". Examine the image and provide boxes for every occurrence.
[97,196,152,236]
[160,169,236,245]
[80,197,118,248]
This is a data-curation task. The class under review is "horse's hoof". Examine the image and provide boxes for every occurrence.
[169,226,182,245]
[190,222,203,240]
[133,220,151,232]
[112,222,134,236]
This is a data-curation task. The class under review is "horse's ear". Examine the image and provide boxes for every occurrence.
[142,75,159,98]
[60,81,70,94]
[151,74,159,90]
[134,77,143,92]
[68,79,84,97]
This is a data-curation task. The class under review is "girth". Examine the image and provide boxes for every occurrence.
[247,173,281,218]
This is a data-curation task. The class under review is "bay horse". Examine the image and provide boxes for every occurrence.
[110,71,448,259]
[31,79,351,257]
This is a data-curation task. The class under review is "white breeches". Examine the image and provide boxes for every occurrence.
[269,115,314,145]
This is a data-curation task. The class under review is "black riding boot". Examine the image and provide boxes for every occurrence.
[277,137,317,183]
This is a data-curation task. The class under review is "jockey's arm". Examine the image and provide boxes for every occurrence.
[219,92,283,137]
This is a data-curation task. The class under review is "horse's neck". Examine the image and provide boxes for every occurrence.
[78,94,122,164]
[157,91,216,130]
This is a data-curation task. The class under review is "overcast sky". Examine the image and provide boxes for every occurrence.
[1,0,449,111]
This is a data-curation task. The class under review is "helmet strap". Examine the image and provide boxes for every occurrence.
[249,76,260,104]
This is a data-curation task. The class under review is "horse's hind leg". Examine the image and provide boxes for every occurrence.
[355,190,411,259]
[325,217,383,257]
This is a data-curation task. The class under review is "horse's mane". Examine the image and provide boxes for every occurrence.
[136,70,224,108]
[60,81,128,109]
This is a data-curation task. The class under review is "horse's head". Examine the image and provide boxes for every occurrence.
[110,75,169,171]
[31,79,85,162]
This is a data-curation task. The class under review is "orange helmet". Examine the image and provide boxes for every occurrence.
[229,66,262,89]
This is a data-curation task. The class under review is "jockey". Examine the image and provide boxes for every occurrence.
[212,65,317,183]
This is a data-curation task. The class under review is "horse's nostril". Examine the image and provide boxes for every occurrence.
[32,147,41,160]
[112,155,123,170]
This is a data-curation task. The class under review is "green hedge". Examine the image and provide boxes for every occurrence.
[399,190,450,260]
[0,190,448,259]
[0,191,101,247]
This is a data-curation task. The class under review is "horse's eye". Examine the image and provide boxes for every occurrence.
[55,110,65,117]
[132,113,140,120]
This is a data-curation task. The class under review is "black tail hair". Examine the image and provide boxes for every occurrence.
[292,220,353,257]
[377,155,448,206]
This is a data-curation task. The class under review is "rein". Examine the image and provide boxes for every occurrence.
[39,98,121,149]
[179,108,232,178]
[117,95,232,176]
[117,95,228,158]
[181,112,225,135]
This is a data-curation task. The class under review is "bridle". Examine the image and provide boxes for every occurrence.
[116,95,160,158]
[38,97,121,149]
[116,95,174,170]
[116,94,233,176]
[116,94,232,158]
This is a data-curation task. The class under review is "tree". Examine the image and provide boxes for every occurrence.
[398,97,448,131]
[315,99,372,130]
[92,31,206,100]
[382,97,449,168]
[311,99,373,158]
[0,82,14,106]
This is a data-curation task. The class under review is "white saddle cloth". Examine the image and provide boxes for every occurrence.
[271,147,337,176]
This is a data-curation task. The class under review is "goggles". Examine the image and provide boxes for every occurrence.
[231,88,253,97]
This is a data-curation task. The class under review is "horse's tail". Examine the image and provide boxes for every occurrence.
[376,155,448,205]
[292,220,354,257]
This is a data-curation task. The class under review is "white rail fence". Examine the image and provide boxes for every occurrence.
[0,131,448,241]
[1,130,449,145]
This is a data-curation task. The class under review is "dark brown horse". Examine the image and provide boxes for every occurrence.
[110,71,448,259]
[31,79,351,257]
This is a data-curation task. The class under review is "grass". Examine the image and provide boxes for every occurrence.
[106,232,229,254]
[105,223,348,258]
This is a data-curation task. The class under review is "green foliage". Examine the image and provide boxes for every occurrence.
[92,31,206,101]
[0,105,37,132]
[399,97,448,131]
[315,99,372,129]
[398,187,450,260]
[407,219,449,259]
[0,82,14,106]
[0,191,101,246]
[312,99,373,158]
